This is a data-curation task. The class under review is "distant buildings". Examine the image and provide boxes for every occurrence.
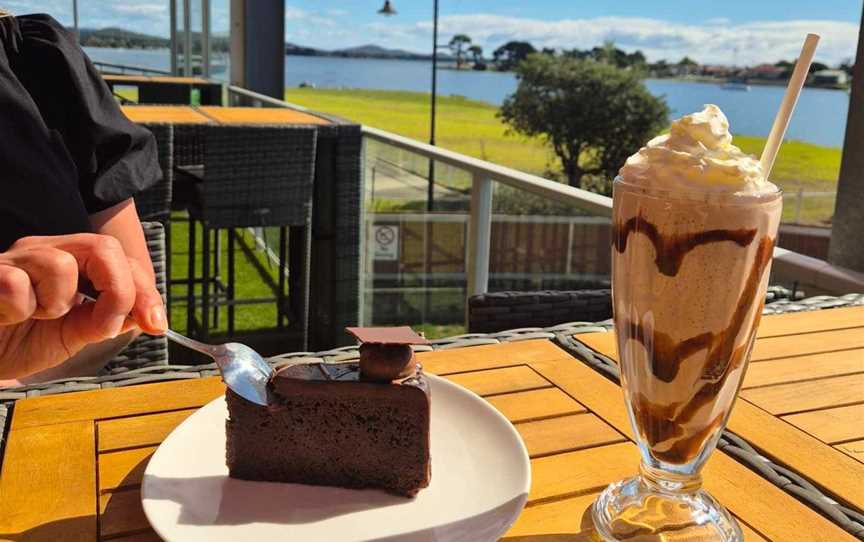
[811,69,849,87]
[746,63,787,80]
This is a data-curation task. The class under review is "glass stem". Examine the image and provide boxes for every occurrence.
[639,462,703,494]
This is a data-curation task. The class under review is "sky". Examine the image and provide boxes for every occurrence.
[2,0,861,65]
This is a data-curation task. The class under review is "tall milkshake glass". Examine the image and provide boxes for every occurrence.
[592,105,782,541]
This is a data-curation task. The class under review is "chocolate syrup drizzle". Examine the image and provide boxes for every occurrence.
[613,212,758,277]
[613,213,775,463]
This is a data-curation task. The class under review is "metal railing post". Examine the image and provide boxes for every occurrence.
[467,173,493,309]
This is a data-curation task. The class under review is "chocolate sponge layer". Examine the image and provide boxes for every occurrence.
[226,368,431,497]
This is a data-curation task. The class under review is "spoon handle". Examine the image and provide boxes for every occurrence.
[78,280,222,365]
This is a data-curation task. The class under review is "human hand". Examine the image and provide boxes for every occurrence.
[0,233,167,379]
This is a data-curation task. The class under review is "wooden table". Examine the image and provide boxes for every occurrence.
[104,76,223,106]
[120,105,331,126]
[2,311,859,541]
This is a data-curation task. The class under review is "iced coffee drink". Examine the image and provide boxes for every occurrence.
[593,105,782,541]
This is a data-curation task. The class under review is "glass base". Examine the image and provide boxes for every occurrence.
[591,476,743,541]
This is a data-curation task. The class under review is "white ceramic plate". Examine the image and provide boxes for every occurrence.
[141,374,531,542]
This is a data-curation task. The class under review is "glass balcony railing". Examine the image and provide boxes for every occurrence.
[225,85,864,334]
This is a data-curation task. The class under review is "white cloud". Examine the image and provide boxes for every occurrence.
[389,14,860,65]
[327,9,349,17]
[284,4,336,29]
[112,3,166,16]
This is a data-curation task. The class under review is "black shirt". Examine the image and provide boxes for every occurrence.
[0,14,160,251]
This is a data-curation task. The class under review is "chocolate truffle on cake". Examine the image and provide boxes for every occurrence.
[347,326,430,381]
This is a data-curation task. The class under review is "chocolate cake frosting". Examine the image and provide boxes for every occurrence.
[226,328,432,497]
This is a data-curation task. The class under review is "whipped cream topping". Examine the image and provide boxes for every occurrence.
[619,104,777,194]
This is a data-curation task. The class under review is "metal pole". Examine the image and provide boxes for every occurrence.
[72,0,79,42]
[467,173,493,298]
[202,0,210,78]
[183,0,192,76]
[170,0,178,75]
[427,0,438,212]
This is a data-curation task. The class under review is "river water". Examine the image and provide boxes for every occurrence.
[85,47,850,148]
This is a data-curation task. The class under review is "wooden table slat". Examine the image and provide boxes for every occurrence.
[99,447,157,492]
[836,439,864,463]
[755,306,864,338]
[420,339,571,375]
[121,105,212,124]
[0,421,96,540]
[528,442,638,503]
[485,387,586,423]
[197,106,331,125]
[98,408,198,452]
[443,365,552,397]
[502,491,770,542]
[742,349,864,389]
[739,373,864,415]
[749,327,864,361]
[516,413,625,458]
[782,404,864,444]
[107,530,162,542]
[99,489,150,538]
[10,376,225,430]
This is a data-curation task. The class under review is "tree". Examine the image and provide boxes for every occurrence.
[499,54,669,191]
[493,41,537,71]
[468,44,483,64]
[449,34,472,69]
[809,61,830,74]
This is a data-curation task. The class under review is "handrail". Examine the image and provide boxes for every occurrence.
[223,84,864,299]
[93,61,171,76]
[362,126,613,217]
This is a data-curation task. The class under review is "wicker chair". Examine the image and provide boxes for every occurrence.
[468,285,812,334]
[133,123,173,223]
[103,221,169,373]
[186,125,318,344]
[468,290,612,334]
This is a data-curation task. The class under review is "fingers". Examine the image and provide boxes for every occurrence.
[4,247,80,320]
[127,257,167,335]
[42,235,135,339]
[0,264,37,325]
[11,234,160,339]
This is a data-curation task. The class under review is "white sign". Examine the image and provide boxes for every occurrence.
[373,225,399,261]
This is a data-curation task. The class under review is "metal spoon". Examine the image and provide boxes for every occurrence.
[161,330,274,406]
[79,283,273,405]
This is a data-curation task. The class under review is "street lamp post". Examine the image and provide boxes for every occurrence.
[379,0,439,212]
[72,0,79,42]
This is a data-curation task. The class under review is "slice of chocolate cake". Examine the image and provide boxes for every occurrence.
[226,327,431,497]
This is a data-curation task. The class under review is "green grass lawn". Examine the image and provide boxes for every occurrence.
[286,87,841,224]
[168,212,279,335]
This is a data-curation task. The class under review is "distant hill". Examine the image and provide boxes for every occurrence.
[79,27,168,49]
[77,27,440,61]
[78,27,229,52]
[286,42,451,61]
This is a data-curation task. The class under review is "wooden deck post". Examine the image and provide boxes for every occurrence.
[828,7,864,272]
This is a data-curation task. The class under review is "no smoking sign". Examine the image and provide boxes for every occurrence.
[372,225,399,261]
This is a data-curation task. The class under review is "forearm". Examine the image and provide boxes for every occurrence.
[89,198,154,281]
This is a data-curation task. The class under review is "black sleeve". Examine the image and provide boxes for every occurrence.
[0,15,92,251]
[16,14,161,213]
